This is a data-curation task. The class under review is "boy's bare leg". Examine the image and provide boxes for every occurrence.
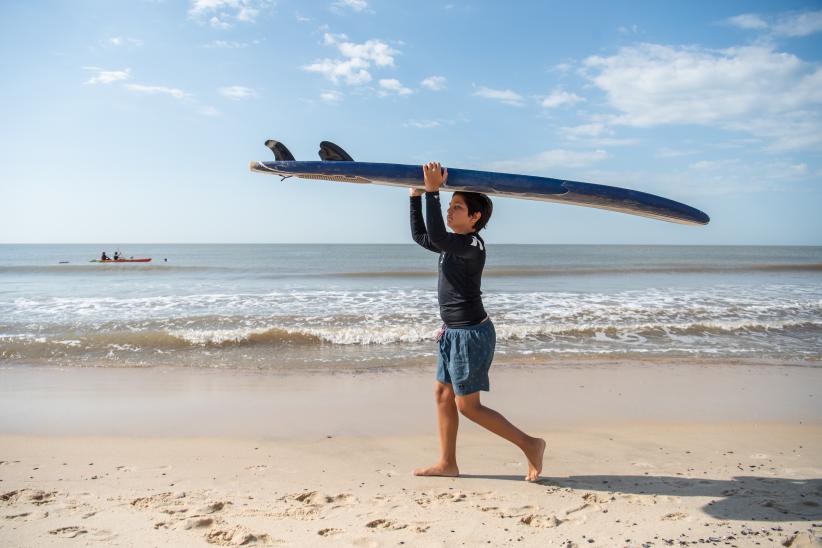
[456,392,546,481]
[414,382,460,477]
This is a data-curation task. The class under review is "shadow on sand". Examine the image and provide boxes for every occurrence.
[456,473,822,522]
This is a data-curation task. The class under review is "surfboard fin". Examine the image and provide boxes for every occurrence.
[265,140,296,161]
[318,141,354,161]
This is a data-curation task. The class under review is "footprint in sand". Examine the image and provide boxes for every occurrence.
[1,489,57,506]
[86,528,117,542]
[49,526,87,538]
[520,514,564,528]
[435,491,467,503]
[285,491,354,508]
[244,464,268,471]
[661,512,688,521]
[325,493,355,504]
[582,492,612,505]
[115,465,136,472]
[274,491,324,520]
[131,491,187,510]
[184,517,215,530]
[284,490,320,504]
[206,527,273,546]
[4,511,31,520]
[413,494,433,508]
[318,528,343,536]
[196,501,231,515]
[365,518,407,531]
[50,525,114,541]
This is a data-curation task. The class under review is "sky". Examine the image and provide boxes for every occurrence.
[1,0,821,245]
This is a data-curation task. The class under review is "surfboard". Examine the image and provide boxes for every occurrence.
[249,140,710,226]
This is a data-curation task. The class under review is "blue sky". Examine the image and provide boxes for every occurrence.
[1,0,821,244]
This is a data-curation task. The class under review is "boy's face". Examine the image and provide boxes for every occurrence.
[447,195,481,234]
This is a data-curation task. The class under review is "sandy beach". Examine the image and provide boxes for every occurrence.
[1,362,821,547]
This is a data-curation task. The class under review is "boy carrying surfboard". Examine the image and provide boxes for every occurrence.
[410,161,546,482]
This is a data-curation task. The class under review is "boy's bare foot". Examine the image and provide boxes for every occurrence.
[413,463,459,477]
[524,438,546,482]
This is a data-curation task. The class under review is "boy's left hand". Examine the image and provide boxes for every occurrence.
[423,161,448,192]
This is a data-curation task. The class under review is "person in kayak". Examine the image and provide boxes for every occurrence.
[100,251,109,261]
[113,251,120,261]
[410,161,546,482]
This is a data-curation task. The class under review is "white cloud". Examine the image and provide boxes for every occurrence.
[209,16,231,29]
[405,119,441,129]
[378,78,412,96]
[303,33,399,86]
[421,75,446,91]
[689,159,737,171]
[303,57,371,85]
[84,67,130,85]
[107,36,143,47]
[204,40,251,48]
[727,10,822,36]
[295,11,312,22]
[218,85,259,99]
[473,86,524,106]
[334,0,367,11]
[561,123,608,138]
[655,147,700,158]
[558,122,638,147]
[541,90,584,108]
[727,13,768,30]
[582,43,822,151]
[124,84,190,100]
[188,0,269,27]
[319,89,343,103]
[487,149,608,174]
[773,10,822,37]
[334,37,395,66]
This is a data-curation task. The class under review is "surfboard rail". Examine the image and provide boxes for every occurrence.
[250,158,710,226]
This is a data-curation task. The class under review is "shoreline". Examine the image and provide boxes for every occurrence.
[1,360,821,438]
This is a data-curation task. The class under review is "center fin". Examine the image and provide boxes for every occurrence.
[318,141,354,161]
[265,140,296,161]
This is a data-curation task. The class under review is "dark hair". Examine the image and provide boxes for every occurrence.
[454,191,493,232]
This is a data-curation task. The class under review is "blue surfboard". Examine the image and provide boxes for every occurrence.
[249,140,710,226]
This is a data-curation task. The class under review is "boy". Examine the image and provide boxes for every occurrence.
[410,161,546,482]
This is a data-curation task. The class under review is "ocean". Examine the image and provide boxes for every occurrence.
[1,244,820,370]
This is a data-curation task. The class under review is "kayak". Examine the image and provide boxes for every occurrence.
[89,258,152,263]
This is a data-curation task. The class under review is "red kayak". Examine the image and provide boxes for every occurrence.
[89,258,152,263]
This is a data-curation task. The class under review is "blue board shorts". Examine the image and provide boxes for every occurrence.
[436,319,496,396]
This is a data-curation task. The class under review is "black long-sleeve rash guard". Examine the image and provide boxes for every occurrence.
[410,192,487,327]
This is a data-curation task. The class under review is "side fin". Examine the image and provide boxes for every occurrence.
[318,141,354,161]
[265,140,296,161]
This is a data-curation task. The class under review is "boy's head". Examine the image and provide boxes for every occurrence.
[452,191,493,232]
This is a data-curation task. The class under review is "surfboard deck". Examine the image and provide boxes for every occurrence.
[249,142,710,226]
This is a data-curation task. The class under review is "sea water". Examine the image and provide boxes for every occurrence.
[1,244,820,370]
